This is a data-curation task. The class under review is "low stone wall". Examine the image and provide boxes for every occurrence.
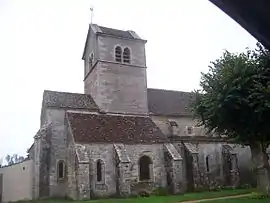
[0,159,33,202]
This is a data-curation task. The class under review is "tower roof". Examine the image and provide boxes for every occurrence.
[97,25,135,39]
[82,24,146,60]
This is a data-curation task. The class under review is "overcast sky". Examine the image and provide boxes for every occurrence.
[0,0,257,159]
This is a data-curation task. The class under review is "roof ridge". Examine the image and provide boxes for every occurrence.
[67,111,151,118]
[97,25,129,32]
[44,89,86,95]
[147,88,194,94]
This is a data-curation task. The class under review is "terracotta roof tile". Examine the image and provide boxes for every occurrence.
[147,88,195,116]
[67,112,168,144]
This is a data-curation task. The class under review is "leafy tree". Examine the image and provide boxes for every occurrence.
[17,155,25,163]
[0,157,3,167]
[4,154,25,166]
[193,43,270,194]
[5,154,12,165]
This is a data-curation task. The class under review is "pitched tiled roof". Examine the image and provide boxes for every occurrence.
[67,112,168,144]
[147,88,195,116]
[43,90,98,110]
[98,26,134,39]
[82,24,145,59]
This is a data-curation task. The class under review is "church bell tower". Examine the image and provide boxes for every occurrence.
[82,24,148,115]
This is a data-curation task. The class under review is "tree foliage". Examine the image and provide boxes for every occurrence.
[193,43,270,146]
[4,154,25,166]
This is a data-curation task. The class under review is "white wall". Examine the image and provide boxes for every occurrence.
[0,159,33,202]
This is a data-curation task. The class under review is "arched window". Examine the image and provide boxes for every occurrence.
[89,53,94,68]
[206,155,210,172]
[187,126,193,134]
[222,145,233,172]
[228,156,233,171]
[58,160,65,180]
[139,155,152,181]
[123,47,131,63]
[115,46,122,62]
[96,159,104,182]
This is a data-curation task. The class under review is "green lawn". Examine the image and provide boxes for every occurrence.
[85,188,253,203]
[204,196,270,203]
[16,189,255,203]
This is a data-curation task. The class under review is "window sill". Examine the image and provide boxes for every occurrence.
[95,182,107,190]
[96,181,105,185]
[57,178,66,182]
[138,180,152,183]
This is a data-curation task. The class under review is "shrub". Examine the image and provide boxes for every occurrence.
[138,190,150,197]
[250,193,270,199]
[237,184,252,189]
[152,187,169,196]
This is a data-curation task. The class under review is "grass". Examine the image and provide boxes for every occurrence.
[85,188,252,203]
[204,196,270,203]
[15,188,255,203]
[202,192,270,203]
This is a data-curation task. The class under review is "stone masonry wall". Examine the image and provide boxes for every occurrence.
[84,32,148,115]
[197,143,224,189]
[33,125,51,199]
[151,116,199,137]
[66,125,78,200]
[77,163,90,200]
[33,139,40,199]
[125,144,167,194]
[229,145,255,186]
[164,143,183,194]
[173,143,188,192]
[85,61,148,115]
[75,143,167,198]
[117,162,131,196]
[172,142,254,191]
[39,132,51,197]
[152,115,254,188]
[41,108,97,198]
[195,143,252,189]
[75,144,116,197]
[83,27,98,78]
[84,64,98,97]
[114,144,131,196]
[45,108,68,197]
[97,35,146,67]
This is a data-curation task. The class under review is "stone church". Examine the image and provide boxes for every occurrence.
[27,24,255,200]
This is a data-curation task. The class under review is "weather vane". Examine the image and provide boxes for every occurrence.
[90,6,94,24]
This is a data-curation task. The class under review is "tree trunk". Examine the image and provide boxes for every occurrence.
[250,142,270,194]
